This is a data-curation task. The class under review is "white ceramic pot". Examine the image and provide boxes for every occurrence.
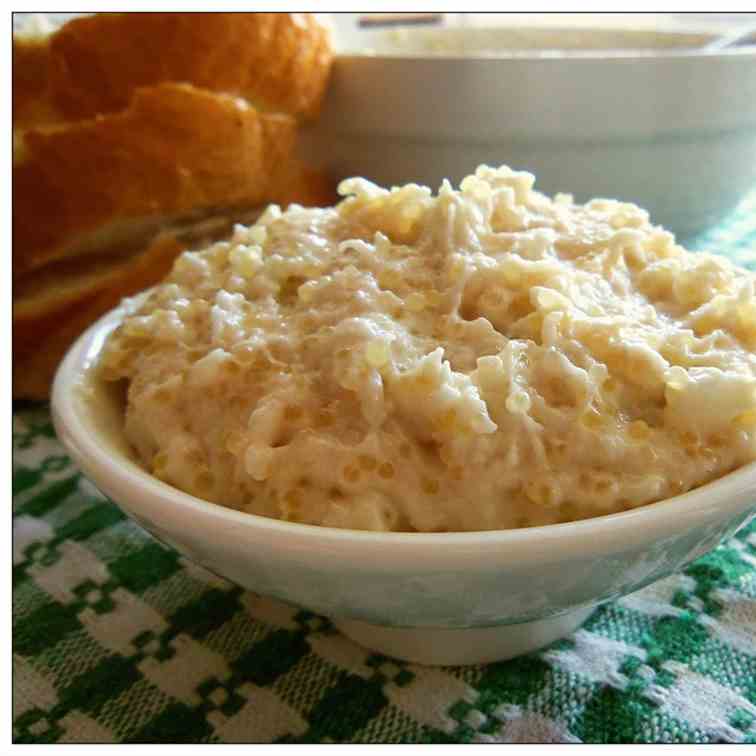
[299,45,756,241]
[52,302,756,666]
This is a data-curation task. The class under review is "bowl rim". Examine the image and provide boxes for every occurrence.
[334,46,756,65]
[52,298,756,551]
[330,19,756,64]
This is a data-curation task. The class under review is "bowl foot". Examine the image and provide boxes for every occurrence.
[334,606,594,666]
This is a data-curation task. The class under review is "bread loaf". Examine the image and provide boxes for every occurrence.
[14,83,297,279]
[13,12,332,128]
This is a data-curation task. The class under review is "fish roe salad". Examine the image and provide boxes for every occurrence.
[99,165,756,532]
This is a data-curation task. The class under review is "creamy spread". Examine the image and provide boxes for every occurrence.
[99,165,756,531]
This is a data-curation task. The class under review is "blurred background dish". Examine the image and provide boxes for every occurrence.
[328,13,755,54]
[301,12,756,241]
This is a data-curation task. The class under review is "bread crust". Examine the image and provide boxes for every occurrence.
[13,83,296,279]
[13,36,60,126]
[14,12,332,128]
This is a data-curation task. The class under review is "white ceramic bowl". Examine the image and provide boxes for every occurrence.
[298,38,756,241]
[52,300,756,665]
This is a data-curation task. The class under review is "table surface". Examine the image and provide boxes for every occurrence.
[12,193,756,744]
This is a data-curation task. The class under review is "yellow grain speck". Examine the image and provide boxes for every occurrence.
[733,409,756,429]
[357,454,377,471]
[365,340,391,368]
[422,478,440,495]
[229,245,262,278]
[225,430,246,455]
[298,285,314,303]
[628,420,650,441]
[580,408,604,430]
[378,462,395,479]
[405,293,426,312]
[343,465,360,483]
[248,225,268,245]
[525,481,556,508]
[506,391,531,415]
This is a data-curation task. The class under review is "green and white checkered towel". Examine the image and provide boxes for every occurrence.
[12,192,756,743]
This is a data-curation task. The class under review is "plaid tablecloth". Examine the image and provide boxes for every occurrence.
[12,193,756,744]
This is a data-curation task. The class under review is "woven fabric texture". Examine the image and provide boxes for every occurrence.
[12,192,756,743]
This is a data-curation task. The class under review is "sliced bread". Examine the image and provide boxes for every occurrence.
[13,82,297,279]
[13,12,332,128]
